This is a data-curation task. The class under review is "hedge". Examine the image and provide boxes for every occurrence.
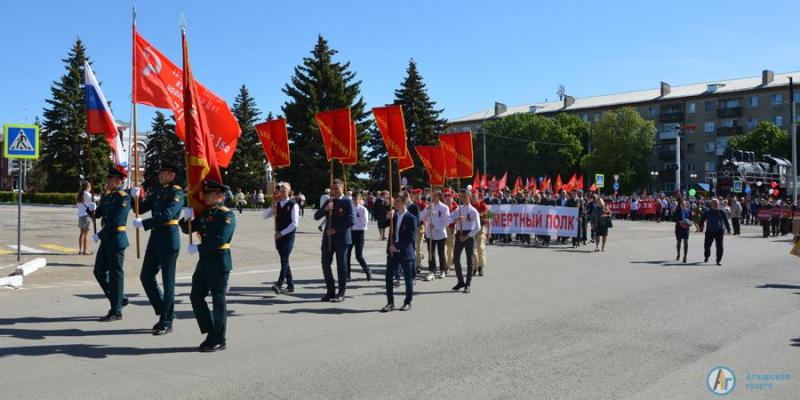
[0,191,77,205]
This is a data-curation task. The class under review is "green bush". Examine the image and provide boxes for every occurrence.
[0,191,76,205]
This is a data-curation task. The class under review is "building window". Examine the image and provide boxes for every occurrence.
[704,121,715,132]
[705,161,716,172]
[748,96,759,107]
[687,103,696,114]
[705,142,715,153]
[687,162,696,172]
[721,119,738,128]
[582,115,589,121]
[593,113,600,121]
[723,99,740,108]
[774,116,783,126]
[705,101,715,112]
[687,143,696,154]
[747,119,759,129]
[772,94,783,105]
[795,92,800,103]
[648,107,657,117]
[664,182,675,193]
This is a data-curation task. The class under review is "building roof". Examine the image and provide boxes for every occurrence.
[449,71,800,124]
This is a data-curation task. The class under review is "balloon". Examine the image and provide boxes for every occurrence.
[689,189,696,197]
[756,181,763,187]
[744,186,751,194]
[770,181,778,188]
[768,189,774,195]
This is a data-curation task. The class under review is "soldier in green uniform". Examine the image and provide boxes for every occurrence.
[132,160,184,335]
[180,179,236,352]
[91,166,132,322]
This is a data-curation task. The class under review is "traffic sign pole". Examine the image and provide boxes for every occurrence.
[4,124,39,263]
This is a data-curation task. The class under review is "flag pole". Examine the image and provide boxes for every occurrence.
[181,17,193,246]
[427,182,433,269]
[132,4,141,259]
[271,168,277,234]
[342,163,348,194]
[388,157,393,246]
[88,133,93,191]
[327,159,333,252]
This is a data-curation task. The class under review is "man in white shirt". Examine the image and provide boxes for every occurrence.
[449,189,481,293]
[347,192,372,281]
[263,182,300,295]
[630,195,640,221]
[421,190,450,279]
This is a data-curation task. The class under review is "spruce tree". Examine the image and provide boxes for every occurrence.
[367,59,447,189]
[41,38,112,193]
[224,85,262,192]
[281,35,370,203]
[143,111,184,191]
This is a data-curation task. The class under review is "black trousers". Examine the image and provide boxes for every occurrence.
[275,232,295,287]
[732,218,740,235]
[190,268,229,345]
[426,238,446,273]
[703,231,724,263]
[93,245,125,315]
[386,255,413,306]
[322,245,348,298]
[347,230,371,278]
[453,234,474,287]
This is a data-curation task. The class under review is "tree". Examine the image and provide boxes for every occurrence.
[26,116,49,192]
[224,85,263,191]
[281,35,370,203]
[40,38,112,193]
[142,111,184,191]
[367,59,448,189]
[581,107,657,193]
[480,113,584,182]
[727,121,791,159]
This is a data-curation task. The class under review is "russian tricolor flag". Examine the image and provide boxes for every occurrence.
[84,61,128,171]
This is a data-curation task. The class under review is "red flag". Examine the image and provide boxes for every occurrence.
[472,170,480,190]
[439,131,473,179]
[589,183,597,192]
[182,29,222,214]
[498,172,508,190]
[540,176,548,193]
[372,105,407,159]
[512,176,522,195]
[480,173,488,189]
[134,29,240,167]
[315,108,352,161]
[397,143,414,171]
[555,174,563,192]
[340,120,358,166]
[254,118,291,168]
[578,175,584,190]
[565,174,577,193]
[415,145,446,186]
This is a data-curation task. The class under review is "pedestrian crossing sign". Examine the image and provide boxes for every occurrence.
[595,174,605,188]
[733,180,743,193]
[4,124,39,159]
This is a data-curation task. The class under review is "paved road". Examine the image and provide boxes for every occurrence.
[1,204,799,399]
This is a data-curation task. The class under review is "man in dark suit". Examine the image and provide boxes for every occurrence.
[381,191,417,312]
[92,166,132,322]
[314,179,354,303]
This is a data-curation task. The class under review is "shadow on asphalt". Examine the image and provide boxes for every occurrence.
[279,308,378,315]
[630,260,704,266]
[0,344,197,358]
[0,316,99,325]
[754,284,800,290]
[0,328,152,340]
[791,338,800,348]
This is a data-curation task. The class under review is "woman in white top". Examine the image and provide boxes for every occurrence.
[347,192,372,281]
[75,182,96,255]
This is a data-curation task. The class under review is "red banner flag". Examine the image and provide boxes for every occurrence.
[472,170,481,190]
[415,145,446,186]
[512,176,522,195]
[555,174,563,192]
[182,30,222,214]
[315,107,352,161]
[565,174,577,193]
[397,143,414,171]
[578,175,584,190]
[439,131,473,179]
[480,173,488,189]
[254,118,291,168]
[372,105,407,159]
[133,29,240,167]
[340,120,358,166]
[498,172,508,190]
[540,176,548,193]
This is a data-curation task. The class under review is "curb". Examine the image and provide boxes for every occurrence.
[0,202,74,208]
[0,275,23,288]
[15,258,47,277]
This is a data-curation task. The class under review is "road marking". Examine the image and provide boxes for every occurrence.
[0,249,13,255]
[40,244,79,253]
[7,245,48,254]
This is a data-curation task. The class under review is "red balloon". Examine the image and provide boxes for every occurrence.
[770,181,778,188]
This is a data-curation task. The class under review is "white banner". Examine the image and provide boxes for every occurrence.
[489,204,579,237]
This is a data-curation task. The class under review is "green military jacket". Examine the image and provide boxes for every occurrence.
[139,184,185,252]
[97,189,132,250]
[180,204,236,272]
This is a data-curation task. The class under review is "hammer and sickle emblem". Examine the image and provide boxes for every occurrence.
[143,47,162,76]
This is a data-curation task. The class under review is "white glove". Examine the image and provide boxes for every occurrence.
[262,209,270,220]
[131,187,141,198]
[88,203,97,212]
[187,244,198,255]
[184,207,194,220]
[133,218,143,229]
[92,234,99,243]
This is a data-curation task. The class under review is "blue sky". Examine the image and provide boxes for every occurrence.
[1,0,799,130]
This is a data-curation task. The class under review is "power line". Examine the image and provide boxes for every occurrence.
[484,131,576,147]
